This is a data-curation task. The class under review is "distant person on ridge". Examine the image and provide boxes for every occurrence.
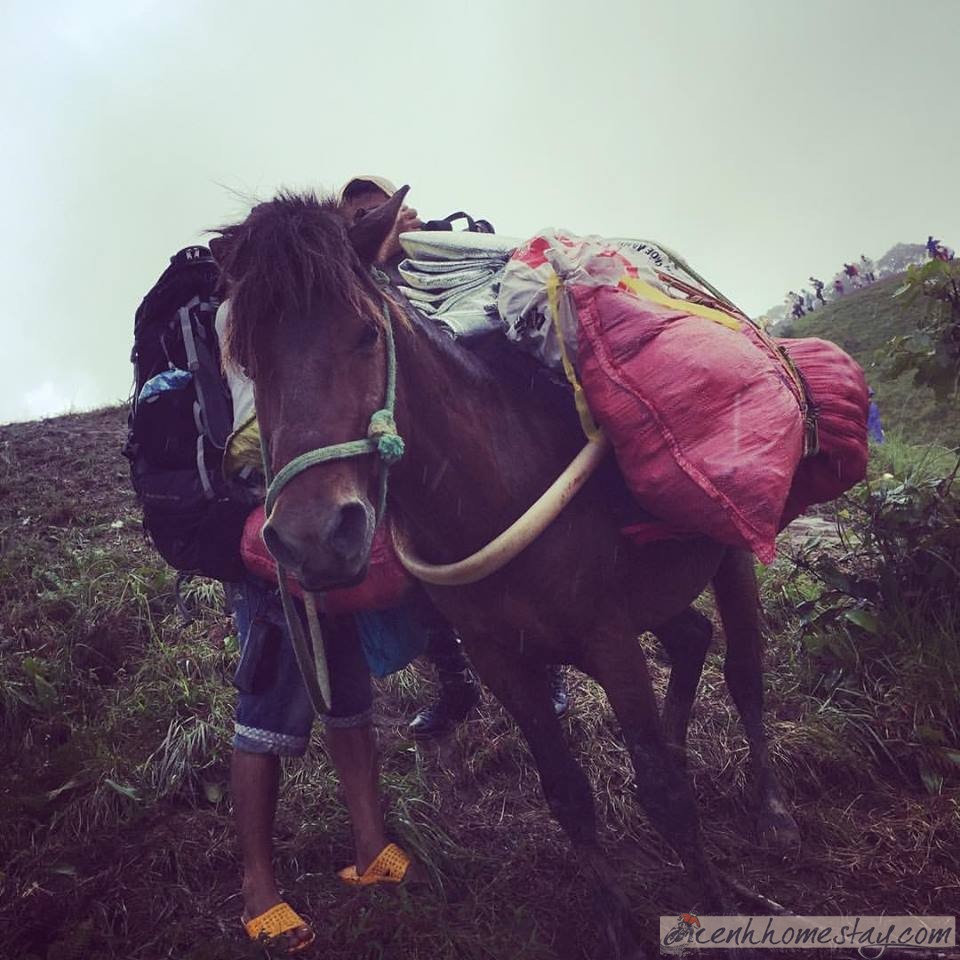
[927,236,954,261]
[833,277,845,297]
[860,255,875,283]
[809,277,826,304]
[867,389,885,444]
[843,263,861,288]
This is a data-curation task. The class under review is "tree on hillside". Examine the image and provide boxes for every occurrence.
[885,258,960,400]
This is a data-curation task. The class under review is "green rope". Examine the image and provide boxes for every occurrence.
[259,426,331,715]
[265,439,377,515]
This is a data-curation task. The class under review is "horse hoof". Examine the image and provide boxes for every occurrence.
[757,808,801,856]
[593,888,648,960]
[604,928,648,960]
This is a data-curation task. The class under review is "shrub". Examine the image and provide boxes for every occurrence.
[777,438,960,792]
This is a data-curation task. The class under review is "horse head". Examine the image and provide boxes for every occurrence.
[212,186,410,590]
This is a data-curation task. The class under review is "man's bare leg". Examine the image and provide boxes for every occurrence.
[325,723,389,873]
[232,749,312,947]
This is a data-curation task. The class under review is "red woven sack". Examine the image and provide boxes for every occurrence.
[240,506,413,614]
[776,337,869,527]
[575,285,804,563]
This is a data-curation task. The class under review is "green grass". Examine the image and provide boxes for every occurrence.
[0,406,957,959]
[781,275,960,447]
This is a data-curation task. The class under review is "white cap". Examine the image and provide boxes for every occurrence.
[336,175,398,204]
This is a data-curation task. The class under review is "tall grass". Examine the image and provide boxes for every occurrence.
[1,407,957,959]
[763,430,960,795]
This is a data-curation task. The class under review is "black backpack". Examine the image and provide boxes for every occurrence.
[122,246,251,582]
[421,211,495,234]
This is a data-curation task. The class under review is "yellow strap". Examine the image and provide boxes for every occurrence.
[618,275,742,331]
[545,273,601,441]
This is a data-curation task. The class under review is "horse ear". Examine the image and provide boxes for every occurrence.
[348,185,411,264]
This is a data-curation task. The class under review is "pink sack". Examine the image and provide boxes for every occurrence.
[776,337,869,527]
[575,284,805,563]
[240,506,413,615]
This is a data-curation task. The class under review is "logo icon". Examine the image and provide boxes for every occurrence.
[675,913,701,943]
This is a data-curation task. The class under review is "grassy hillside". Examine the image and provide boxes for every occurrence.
[0,407,957,959]
[780,275,960,447]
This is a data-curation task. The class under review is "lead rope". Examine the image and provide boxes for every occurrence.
[258,294,403,716]
[260,425,332,715]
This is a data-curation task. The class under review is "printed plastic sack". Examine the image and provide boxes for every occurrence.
[498,230,745,375]
[240,506,413,615]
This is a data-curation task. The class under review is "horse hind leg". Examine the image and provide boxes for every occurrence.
[580,630,731,917]
[654,608,713,756]
[462,635,649,960]
[712,548,800,852]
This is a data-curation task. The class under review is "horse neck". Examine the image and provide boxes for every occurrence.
[387,310,578,563]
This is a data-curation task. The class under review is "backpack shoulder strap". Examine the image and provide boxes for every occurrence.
[420,212,496,235]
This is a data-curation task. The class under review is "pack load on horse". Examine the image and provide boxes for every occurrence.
[497,230,868,561]
[209,185,867,957]
[392,230,517,339]
[387,226,868,564]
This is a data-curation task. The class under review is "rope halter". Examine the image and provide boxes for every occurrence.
[257,294,403,715]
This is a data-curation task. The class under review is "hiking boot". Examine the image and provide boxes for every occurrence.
[549,665,570,719]
[408,675,480,740]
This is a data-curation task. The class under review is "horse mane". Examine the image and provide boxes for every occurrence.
[212,190,381,379]
[212,188,578,436]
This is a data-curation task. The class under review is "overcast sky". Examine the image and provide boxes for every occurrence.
[2,0,957,424]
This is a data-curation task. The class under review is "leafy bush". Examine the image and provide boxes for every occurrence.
[885,258,960,399]
[778,440,960,791]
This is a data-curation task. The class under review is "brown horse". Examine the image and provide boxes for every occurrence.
[213,188,797,959]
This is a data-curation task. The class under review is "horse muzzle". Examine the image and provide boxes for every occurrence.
[262,496,375,589]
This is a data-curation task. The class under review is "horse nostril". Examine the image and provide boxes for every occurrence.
[262,520,299,567]
[331,500,370,558]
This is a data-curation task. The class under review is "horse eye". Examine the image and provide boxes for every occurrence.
[354,208,368,223]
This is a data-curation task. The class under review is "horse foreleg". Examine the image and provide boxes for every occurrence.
[463,635,649,960]
[712,548,800,852]
[580,631,731,917]
[654,608,713,756]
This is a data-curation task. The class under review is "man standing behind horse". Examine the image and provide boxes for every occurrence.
[214,235,421,954]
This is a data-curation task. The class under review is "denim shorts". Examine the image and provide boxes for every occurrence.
[225,578,373,756]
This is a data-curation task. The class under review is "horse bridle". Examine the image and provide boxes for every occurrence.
[257,290,404,717]
[260,297,404,522]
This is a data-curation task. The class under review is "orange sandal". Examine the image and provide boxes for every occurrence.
[243,901,315,954]
[338,842,411,886]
